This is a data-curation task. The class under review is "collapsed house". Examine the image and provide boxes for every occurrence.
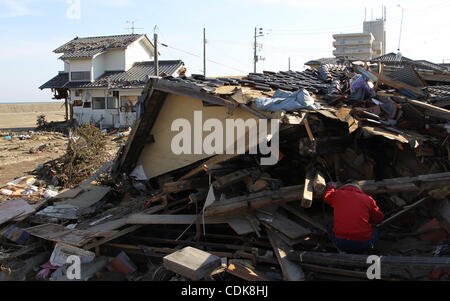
[1,54,450,281]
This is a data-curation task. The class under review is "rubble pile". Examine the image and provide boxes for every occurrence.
[0,57,449,281]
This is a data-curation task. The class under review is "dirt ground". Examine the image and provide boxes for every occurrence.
[0,132,68,185]
[0,130,124,186]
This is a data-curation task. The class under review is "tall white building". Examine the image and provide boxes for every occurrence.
[333,18,386,61]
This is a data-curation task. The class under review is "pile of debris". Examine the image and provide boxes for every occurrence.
[0,55,449,281]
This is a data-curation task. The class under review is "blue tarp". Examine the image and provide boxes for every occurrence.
[254,89,320,112]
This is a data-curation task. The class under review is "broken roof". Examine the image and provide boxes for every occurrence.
[115,62,450,176]
[40,60,185,90]
[372,53,449,73]
[54,34,149,60]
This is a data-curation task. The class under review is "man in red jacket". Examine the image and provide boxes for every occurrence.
[324,183,384,253]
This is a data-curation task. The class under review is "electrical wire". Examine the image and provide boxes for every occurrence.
[159,42,248,73]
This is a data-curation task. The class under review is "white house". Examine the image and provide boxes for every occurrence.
[40,34,186,128]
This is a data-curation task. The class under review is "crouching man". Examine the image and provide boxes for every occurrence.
[324,183,384,253]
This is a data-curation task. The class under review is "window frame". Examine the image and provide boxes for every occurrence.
[71,71,91,81]
[92,97,106,110]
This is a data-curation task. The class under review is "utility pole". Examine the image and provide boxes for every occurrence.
[253,27,265,73]
[154,29,159,76]
[203,28,206,77]
[288,57,291,71]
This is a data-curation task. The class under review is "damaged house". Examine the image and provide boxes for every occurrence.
[2,53,450,281]
[40,34,186,128]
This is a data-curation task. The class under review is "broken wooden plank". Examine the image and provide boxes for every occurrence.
[0,199,35,225]
[266,228,305,281]
[377,73,426,98]
[259,211,310,240]
[57,186,111,208]
[281,204,327,233]
[357,172,450,195]
[130,236,261,254]
[163,177,209,193]
[126,214,227,225]
[107,243,278,265]
[407,99,450,121]
[377,197,428,228]
[163,247,221,280]
[180,154,241,180]
[300,263,370,280]
[301,170,315,208]
[303,116,315,142]
[226,216,255,235]
[212,168,260,191]
[226,263,271,281]
[287,250,450,278]
[204,185,304,219]
[83,225,141,250]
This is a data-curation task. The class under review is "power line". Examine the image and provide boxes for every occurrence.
[159,42,248,74]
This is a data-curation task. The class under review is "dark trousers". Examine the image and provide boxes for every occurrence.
[327,222,379,253]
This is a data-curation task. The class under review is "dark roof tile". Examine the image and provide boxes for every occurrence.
[55,34,147,59]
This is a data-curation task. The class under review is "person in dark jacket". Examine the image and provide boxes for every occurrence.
[324,183,384,253]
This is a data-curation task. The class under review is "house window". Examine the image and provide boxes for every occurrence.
[121,96,138,113]
[83,102,91,108]
[71,71,91,81]
[107,97,119,109]
[92,98,106,110]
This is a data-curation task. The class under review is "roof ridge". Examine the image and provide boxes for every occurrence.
[72,33,143,40]
[133,60,183,65]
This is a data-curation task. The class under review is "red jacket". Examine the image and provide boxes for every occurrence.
[324,185,384,242]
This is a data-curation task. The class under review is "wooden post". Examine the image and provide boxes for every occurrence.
[64,97,69,121]
[301,170,315,208]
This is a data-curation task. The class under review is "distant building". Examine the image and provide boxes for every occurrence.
[332,18,386,61]
[363,20,386,56]
[40,34,186,128]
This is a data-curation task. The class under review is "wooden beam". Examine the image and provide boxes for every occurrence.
[355,172,450,195]
[301,170,315,208]
[163,177,209,193]
[407,99,450,121]
[377,73,425,98]
[266,228,305,281]
[303,116,315,142]
[377,197,428,228]
[287,250,450,278]
[281,204,327,233]
[204,185,304,219]
[180,154,241,180]
[227,263,271,281]
[212,168,260,191]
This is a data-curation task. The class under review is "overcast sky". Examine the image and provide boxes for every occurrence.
[0,0,449,102]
